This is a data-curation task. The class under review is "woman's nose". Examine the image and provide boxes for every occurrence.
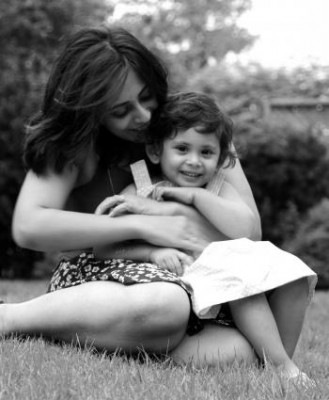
[134,104,151,124]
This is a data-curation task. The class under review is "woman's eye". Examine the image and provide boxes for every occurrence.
[111,107,129,118]
[140,91,153,102]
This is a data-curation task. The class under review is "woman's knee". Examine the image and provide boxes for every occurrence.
[171,324,256,368]
[128,283,190,333]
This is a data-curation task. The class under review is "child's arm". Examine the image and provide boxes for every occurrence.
[95,242,192,276]
[156,181,255,239]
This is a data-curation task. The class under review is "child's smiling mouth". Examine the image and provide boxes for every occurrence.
[180,171,202,178]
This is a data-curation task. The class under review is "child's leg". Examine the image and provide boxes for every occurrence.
[229,293,301,377]
[267,278,309,357]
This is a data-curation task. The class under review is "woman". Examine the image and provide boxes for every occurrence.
[9,25,308,368]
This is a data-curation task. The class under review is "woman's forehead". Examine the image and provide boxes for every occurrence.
[110,69,146,107]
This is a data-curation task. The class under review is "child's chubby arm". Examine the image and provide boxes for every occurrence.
[147,247,193,276]
[95,243,192,276]
[156,181,255,239]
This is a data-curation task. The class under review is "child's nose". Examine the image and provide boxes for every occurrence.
[186,153,201,166]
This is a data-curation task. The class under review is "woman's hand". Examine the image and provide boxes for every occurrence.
[95,194,159,217]
[150,248,194,276]
[140,214,216,254]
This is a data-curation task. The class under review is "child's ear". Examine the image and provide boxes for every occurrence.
[146,143,161,164]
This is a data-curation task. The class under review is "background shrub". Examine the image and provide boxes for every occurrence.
[282,199,329,289]
[237,125,329,245]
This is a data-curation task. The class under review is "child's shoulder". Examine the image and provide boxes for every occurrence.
[121,183,137,195]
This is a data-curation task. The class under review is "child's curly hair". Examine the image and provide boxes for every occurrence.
[148,91,236,168]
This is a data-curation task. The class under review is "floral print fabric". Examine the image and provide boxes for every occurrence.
[48,252,207,335]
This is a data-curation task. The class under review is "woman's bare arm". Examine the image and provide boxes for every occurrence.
[223,159,262,240]
[12,169,204,253]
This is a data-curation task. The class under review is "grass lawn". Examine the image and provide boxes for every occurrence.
[0,280,328,400]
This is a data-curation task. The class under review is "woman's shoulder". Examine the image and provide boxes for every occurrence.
[75,151,99,187]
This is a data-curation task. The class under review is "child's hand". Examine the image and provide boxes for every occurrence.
[149,248,193,276]
[154,187,197,205]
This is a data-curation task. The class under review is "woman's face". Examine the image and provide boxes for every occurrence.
[103,69,158,143]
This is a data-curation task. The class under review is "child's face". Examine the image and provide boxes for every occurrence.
[103,69,158,143]
[158,127,220,187]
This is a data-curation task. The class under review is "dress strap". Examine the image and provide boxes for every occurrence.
[130,160,154,198]
[130,159,225,197]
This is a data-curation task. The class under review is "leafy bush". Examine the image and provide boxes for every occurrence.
[237,125,329,245]
[283,199,329,289]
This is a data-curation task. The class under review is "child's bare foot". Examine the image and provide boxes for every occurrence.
[283,371,316,389]
[276,361,316,390]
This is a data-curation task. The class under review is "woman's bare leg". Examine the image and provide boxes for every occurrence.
[0,281,190,353]
[267,278,309,357]
[229,293,301,377]
[170,323,257,368]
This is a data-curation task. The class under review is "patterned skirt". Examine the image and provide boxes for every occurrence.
[48,252,230,335]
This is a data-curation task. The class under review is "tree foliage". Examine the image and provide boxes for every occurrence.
[239,127,329,245]
[284,199,329,289]
[108,0,255,87]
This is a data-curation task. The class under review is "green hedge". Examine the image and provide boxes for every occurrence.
[237,124,329,245]
[283,199,329,289]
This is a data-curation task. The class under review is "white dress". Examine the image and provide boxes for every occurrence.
[181,238,317,319]
[130,160,318,319]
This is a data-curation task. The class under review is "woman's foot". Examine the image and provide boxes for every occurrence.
[0,301,9,335]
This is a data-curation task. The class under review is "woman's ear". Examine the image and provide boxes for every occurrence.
[146,144,161,164]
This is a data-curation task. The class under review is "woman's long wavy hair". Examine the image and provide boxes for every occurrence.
[24,25,168,174]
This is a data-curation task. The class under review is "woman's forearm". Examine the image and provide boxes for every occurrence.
[13,205,205,254]
[13,208,144,252]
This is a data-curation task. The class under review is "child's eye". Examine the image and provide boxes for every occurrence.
[202,149,213,156]
[175,145,188,153]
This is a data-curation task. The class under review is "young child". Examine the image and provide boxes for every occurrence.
[95,92,317,386]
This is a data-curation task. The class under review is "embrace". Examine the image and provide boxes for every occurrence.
[7,24,316,387]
